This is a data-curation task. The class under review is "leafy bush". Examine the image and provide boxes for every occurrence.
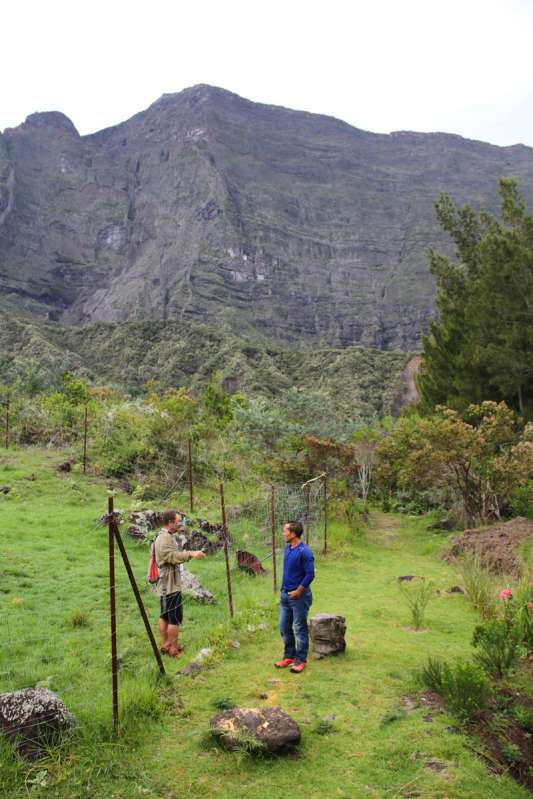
[472,620,521,679]
[418,657,489,722]
[398,577,434,629]
[508,481,533,520]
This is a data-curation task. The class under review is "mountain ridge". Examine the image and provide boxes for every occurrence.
[1,84,533,351]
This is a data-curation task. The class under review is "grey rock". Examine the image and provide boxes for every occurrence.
[309,613,346,656]
[180,567,216,604]
[0,688,75,757]
[210,707,300,753]
[447,585,465,594]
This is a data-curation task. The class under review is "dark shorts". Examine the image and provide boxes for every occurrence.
[160,592,183,626]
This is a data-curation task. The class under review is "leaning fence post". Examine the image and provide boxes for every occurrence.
[323,474,328,555]
[188,438,194,514]
[304,483,310,544]
[112,519,166,675]
[271,484,277,593]
[108,496,119,733]
[219,482,234,617]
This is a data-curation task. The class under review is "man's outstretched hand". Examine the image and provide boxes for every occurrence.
[191,550,206,559]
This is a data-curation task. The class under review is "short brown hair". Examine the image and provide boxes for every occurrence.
[162,509,180,526]
[285,520,304,538]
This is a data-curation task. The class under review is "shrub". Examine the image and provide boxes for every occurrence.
[514,704,533,733]
[457,554,498,620]
[418,656,445,692]
[501,741,522,766]
[398,577,434,629]
[440,661,489,722]
[418,657,489,722]
[472,620,521,679]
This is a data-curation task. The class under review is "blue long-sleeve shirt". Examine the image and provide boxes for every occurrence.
[281,541,315,591]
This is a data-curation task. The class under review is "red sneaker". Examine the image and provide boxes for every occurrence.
[274,658,295,668]
[290,662,306,673]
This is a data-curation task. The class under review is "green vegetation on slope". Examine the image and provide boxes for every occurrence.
[0,312,410,417]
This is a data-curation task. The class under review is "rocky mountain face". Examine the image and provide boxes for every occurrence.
[1,85,533,351]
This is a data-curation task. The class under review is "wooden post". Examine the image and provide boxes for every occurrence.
[219,482,234,617]
[108,497,119,733]
[271,484,277,593]
[322,474,328,555]
[4,392,10,450]
[82,405,88,475]
[188,439,194,514]
[112,520,165,675]
[304,483,310,544]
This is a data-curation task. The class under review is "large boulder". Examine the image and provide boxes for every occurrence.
[0,688,75,757]
[180,567,216,603]
[210,707,300,753]
[309,613,346,656]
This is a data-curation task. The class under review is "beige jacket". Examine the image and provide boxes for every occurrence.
[154,528,192,597]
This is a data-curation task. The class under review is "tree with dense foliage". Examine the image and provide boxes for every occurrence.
[374,402,533,525]
[418,179,533,418]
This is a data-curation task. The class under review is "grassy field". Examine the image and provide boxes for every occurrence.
[0,448,530,799]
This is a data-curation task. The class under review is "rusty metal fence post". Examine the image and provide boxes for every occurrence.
[219,482,234,617]
[107,496,119,733]
[323,473,328,555]
[271,484,277,593]
[82,405,88,474]
[188,439,194,514]
[4,392,10,449]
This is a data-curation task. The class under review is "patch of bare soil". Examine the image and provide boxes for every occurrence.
[445,517,533,576]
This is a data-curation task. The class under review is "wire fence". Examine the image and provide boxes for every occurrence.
[0,475,327,737]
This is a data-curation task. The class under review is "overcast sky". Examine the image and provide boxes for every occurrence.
[3,0,533,147]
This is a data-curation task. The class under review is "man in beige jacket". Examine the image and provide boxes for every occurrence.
[155,510,205,657]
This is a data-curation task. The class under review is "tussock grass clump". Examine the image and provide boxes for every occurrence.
[69,610,90,628]
[457,554,498,620]
[398,577,434,629]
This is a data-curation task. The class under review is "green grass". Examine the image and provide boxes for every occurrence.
[0,448,531,798]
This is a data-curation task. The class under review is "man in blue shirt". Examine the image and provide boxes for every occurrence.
[275,520,315,673]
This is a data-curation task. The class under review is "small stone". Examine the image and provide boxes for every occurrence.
[422,715,433,722]
[268,678,281,684]
[0,485,10,494]
[259,693,268,700]
[447,585,465,594]
[230,640,241,649]
[258,622,268,631]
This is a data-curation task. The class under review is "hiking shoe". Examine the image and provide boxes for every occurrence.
[290,662,306,673]
[274,658,295,668]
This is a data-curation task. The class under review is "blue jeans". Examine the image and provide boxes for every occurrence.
[279,588,313,663]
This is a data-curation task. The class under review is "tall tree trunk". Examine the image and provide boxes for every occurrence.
[518,384,524,415]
